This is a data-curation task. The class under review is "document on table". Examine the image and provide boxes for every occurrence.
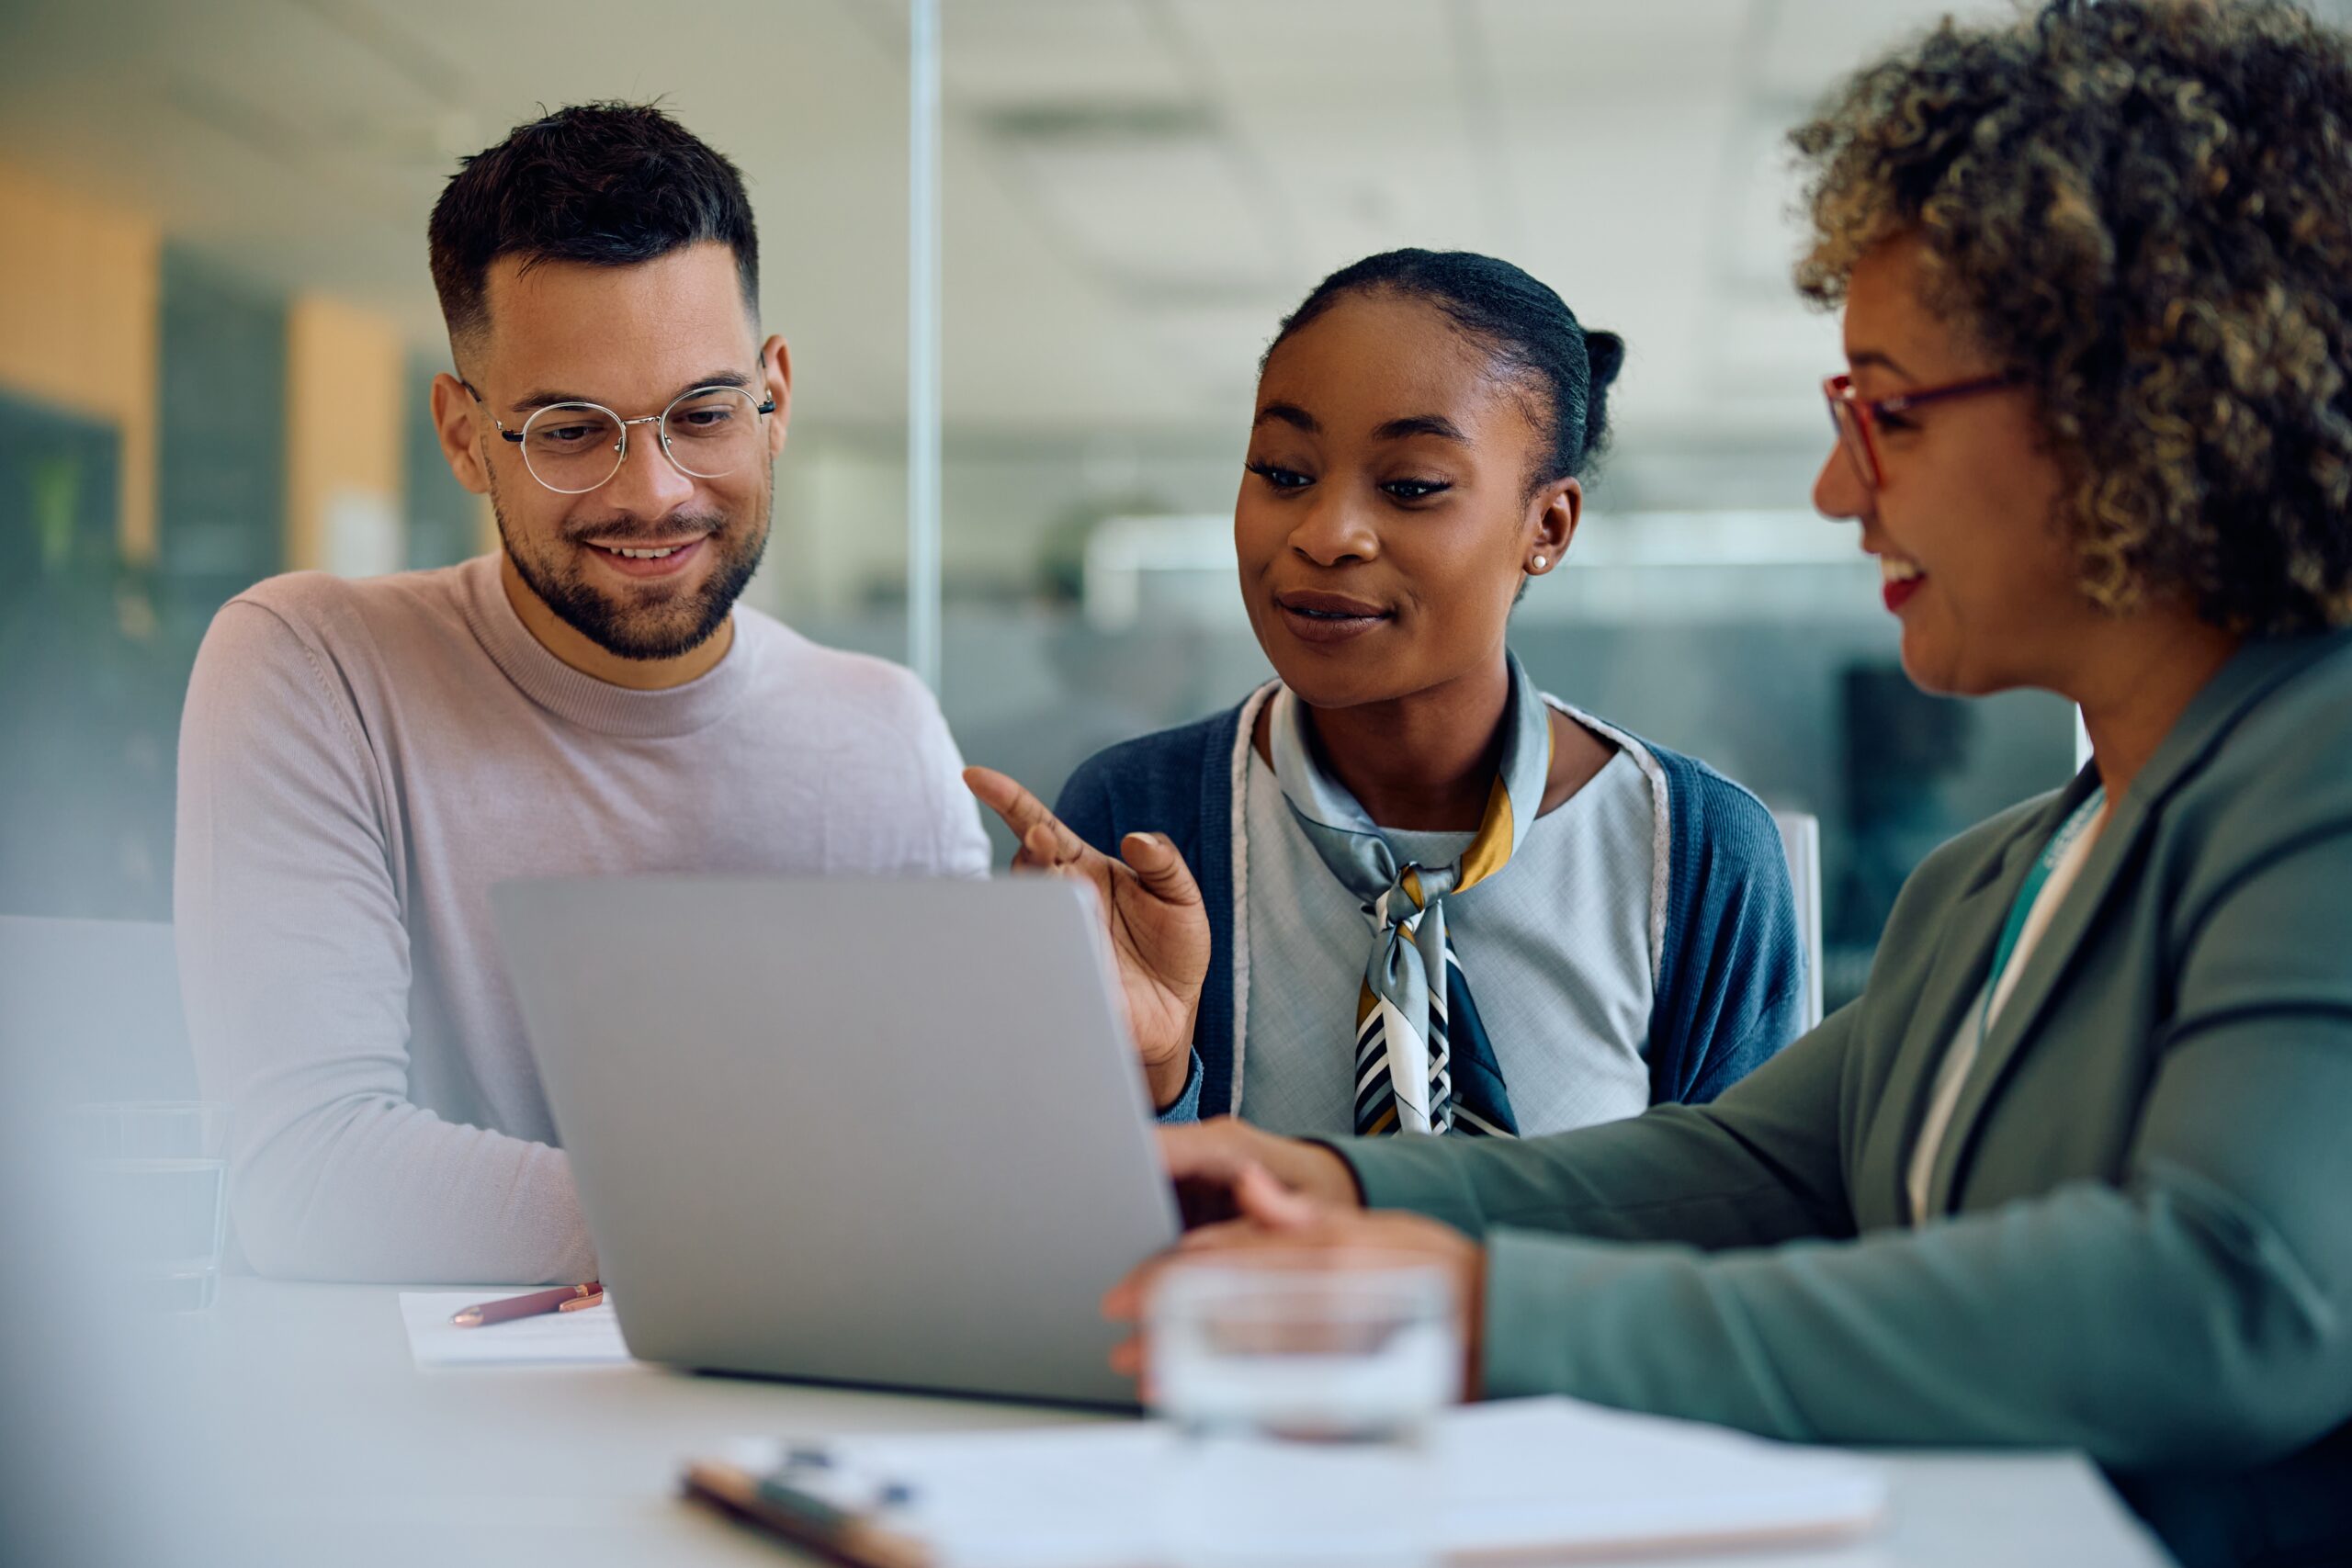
[397,1290,632,1369]
[716,1396,1886,1566]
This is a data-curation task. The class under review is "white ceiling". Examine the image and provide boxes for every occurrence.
[0,0,2022,446]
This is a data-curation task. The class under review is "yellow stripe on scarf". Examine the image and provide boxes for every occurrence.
[1456,777,1515,891]
[1457,710,1553,891]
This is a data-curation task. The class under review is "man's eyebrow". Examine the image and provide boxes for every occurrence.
[509,368,759,415]
[1372,413,1469,444]
[1845,348,1914,381]
[509,389,589,414]
[1253,402,1318,434]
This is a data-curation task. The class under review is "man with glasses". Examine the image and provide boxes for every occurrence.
[174,104,989,1283]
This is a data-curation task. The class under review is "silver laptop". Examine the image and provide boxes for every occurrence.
[492,875,1180,1408]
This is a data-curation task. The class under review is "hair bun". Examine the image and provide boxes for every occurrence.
[1584,329,1625,393]
[1267,250,1624,483]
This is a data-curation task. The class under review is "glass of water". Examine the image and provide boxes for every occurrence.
[60,1102,232,1312]
[1147,1250,1463,1568]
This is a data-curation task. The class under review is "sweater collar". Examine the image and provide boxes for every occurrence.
[456,553,759,739]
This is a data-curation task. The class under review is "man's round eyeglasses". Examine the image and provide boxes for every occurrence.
[1823,370,2021,492]
[463,379,777,495]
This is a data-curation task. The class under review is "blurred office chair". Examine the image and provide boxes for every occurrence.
[1771,812,1826,1034]
[0,915,195,1104]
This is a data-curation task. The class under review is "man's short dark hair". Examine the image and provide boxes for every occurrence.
[427,101,759,350]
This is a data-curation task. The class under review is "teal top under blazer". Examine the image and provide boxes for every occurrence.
[1334,629,2352,1568]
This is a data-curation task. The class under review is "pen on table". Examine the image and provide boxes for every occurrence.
[450,1281,603,1327]
[683,1460,931,1568]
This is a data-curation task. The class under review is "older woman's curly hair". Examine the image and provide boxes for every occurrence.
[1792,0,2352,635]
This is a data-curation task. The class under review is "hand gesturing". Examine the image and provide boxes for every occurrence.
[964,767,1211,1111]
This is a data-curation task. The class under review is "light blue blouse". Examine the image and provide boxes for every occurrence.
[1238,739,1657,1138]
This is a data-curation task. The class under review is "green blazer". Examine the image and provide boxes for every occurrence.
[1337,629,2352,1565]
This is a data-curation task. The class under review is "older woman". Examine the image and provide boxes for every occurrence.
[1098,5,2352,1564]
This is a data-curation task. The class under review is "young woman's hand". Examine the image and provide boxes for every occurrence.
[1101,1158,1487,1401]
[964,767,1209,1110]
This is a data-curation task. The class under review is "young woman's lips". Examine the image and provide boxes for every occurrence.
[1883,575,1925,614]
[582,535,707,580]
[1274,591,1393,645]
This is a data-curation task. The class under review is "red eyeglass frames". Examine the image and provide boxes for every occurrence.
[1823,370,2022,491]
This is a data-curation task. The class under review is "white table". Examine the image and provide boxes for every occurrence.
[164,1279,2172,1567]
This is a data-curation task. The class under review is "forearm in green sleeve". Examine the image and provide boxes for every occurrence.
[1337,1001,1859,1251]
[1475,1012,2352,1472]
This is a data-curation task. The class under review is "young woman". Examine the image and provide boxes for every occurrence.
[970,250,1804,1137]
[1109,6,2352,1565]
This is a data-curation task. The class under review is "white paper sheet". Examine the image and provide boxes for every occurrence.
[722,1396,1886,1567]
[397,1290,633,1370]
[1438,1397,1887,1556]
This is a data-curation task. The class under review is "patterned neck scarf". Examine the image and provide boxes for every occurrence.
[1267,653,1552,1138]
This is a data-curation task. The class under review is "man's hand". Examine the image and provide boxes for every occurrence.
[964,767,1209,1111]
[1102,1159,1487,1401]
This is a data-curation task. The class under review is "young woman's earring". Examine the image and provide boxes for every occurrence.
[1531,555,1548,571]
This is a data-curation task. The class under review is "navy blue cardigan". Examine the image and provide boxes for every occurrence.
[1055,693,1808,1121]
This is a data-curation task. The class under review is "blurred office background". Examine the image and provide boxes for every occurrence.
[4,0,2241,1010]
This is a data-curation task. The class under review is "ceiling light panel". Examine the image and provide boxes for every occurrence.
[941,0,1190,110]
[1171,0,1455,91]
[1476,0,1752,89]
[998,130,1282,295]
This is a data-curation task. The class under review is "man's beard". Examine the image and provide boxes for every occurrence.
[491,476,768,662]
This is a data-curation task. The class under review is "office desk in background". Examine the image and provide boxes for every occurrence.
[153,1280,2170,1567]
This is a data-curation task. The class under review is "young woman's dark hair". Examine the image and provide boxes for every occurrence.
[426,101,760,348]
[1265,248,1626,495]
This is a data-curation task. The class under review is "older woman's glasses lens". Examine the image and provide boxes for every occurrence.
[1826,397,1879,491]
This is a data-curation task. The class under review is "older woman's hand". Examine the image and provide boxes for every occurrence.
[1103,1157,1487,1401]
[964,766,1208,1111]
[1157,1117,1363,1224]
